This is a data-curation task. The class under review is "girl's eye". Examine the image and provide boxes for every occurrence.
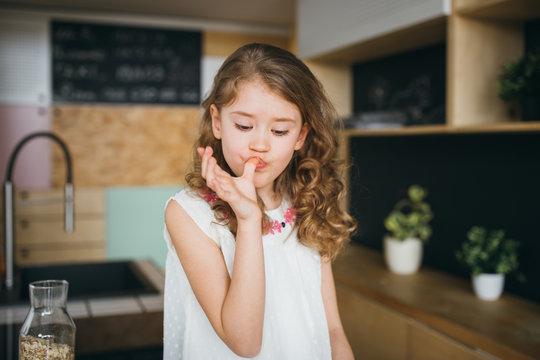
[235,124,252,131]
[272,129,289,136]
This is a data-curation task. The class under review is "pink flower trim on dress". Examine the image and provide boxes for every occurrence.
[268,206,296,235]
[201,190,295,236]
[201,189,219,205]
[284,207,296,225]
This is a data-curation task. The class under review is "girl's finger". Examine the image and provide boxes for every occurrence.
[205,156,217,188]
[242,157,258,182]
[200,146,213,179]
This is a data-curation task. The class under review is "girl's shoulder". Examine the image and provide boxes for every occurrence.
[168,187,214,214]
[166,187,228,246]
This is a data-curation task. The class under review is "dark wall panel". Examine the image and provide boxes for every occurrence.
[348,132,540,303]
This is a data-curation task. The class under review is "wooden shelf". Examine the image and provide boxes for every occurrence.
[343,121,540,137]
[456,0,540,20]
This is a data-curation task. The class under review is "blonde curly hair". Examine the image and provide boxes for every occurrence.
[185,43,355,261]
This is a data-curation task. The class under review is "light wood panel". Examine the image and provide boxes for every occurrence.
[15,187,104,216]
[1,188,107,265]
[447,13,523,126]
[16,218,104,245]
[16,245,105,265]
[304,60,352,117]
[52,105,200,187]
[342,121,540,137]
[408,320,488,360]
[455,0,540,20]
[336,283,408,360]
[203,31,290,56]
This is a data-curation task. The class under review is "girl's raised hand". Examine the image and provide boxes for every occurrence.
[198,146,260,220]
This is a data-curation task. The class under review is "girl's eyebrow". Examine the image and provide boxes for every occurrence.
[230,111,254,118]
[230,111,296,123]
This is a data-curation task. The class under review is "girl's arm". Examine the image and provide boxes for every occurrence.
[165,148,265,357]
[321,260,355,360]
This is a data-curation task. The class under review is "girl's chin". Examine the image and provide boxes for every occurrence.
[253,178,275,191]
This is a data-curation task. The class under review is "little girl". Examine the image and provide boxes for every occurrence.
[163,43,356,359]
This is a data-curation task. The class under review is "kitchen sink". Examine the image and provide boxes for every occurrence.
[0,261,159,306]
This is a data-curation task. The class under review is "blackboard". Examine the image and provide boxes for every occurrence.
[51,20,201,105]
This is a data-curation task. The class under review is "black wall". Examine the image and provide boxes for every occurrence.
[348,132,540,303]
[353,43,446,126]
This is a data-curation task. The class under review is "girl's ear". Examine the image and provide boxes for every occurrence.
[294,123,310,151]
[210,104,222,140]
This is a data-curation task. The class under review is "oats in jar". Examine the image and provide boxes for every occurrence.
[20,335,74,360]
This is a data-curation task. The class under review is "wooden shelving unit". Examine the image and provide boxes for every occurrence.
[317,0,539,134]
[447,0,534,127]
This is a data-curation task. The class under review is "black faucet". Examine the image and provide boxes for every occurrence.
[3,132,74,290]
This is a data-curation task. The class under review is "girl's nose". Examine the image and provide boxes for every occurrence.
[249,131,270,152]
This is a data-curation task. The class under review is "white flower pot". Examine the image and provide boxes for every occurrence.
[472,273,505,301]
[384,236,423,275]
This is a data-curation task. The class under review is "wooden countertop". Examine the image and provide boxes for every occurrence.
[333,244,540,360]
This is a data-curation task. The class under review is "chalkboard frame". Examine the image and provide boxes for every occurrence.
[51,20,202,105]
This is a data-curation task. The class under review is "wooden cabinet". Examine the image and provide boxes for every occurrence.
[334,245,540,360]
[336,284,490,360]
[299,0,540,130]
[337,283,409,359]
[1,188,106,265]
[408,320,491,360]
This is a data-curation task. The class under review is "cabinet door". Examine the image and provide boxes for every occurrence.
[16,217,105,265]
[336,283,408,360]
[9,188,106,265]
[408,320,491,360]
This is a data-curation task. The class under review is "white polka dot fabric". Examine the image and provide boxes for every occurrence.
[163,189,331,359]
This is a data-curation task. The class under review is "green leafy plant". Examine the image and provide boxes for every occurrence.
[384,185,433,242]
[456,226,521,276]
[497,49,540,103]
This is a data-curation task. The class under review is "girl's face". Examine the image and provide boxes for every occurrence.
[211,79,308,197]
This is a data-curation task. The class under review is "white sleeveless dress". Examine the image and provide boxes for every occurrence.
[163,188,331,359]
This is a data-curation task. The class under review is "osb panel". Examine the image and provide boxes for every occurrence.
[51,105,200,187]
[203,31,290,57]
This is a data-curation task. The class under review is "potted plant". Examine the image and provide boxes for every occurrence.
[383,185,433,274]
[497,48,540,121]
[456,226,521,301]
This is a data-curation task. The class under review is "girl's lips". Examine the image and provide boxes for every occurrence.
[248,156,267,170]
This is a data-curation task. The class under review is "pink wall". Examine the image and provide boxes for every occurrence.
[0,104,51,189]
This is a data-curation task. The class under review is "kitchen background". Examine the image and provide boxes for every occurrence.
[1,0,539,298]
[0,1,351,271]
[1,0,540,359]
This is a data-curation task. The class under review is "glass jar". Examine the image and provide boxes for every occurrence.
[19,280,76,360]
